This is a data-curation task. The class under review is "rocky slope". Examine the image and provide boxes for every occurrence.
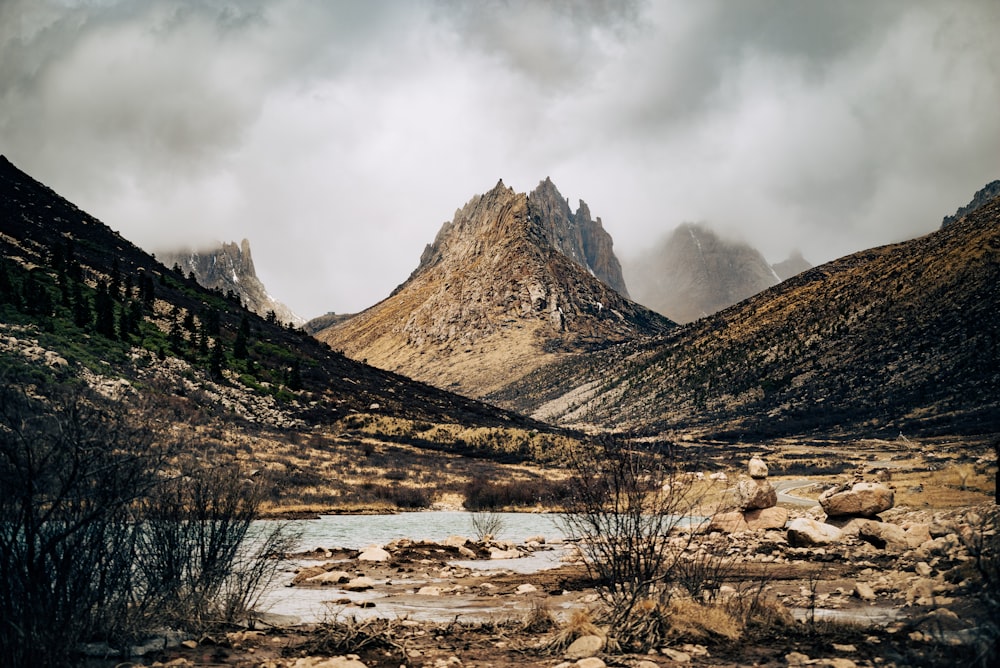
[625,223,792,324]
[941,179,1000,227]
[492,196,1000,438]
[0,155,555,438]
[315,179,672,397]
[158,239,304,326]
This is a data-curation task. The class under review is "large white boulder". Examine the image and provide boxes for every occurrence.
[819,482,894,518]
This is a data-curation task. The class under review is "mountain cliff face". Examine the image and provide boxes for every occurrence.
[493,195,1000,438]
[625,223,785,324]
[158,240,304,326]
[941,180,1000,227]
[316,179,672,397]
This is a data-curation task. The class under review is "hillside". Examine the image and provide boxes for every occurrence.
[491,196,1000,439]
[316,179,672,397]
[625,223,790,324]
[0,155,576,491]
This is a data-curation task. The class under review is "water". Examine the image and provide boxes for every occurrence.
[280,510,566,551]
[254,511,570,623]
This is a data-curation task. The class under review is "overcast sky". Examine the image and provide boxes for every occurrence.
[2,1,998,319]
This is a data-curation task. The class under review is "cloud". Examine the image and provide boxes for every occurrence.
[1,0,998,318]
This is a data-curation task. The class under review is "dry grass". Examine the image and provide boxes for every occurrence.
[664,597,742,642]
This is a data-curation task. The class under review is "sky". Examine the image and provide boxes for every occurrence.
[2,0,998,320]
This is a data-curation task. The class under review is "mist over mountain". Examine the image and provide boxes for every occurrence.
[316,179,672,397]
[158,240,304,326]
[625,223,799,324]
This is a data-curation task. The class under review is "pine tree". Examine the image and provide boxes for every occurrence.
[209,338,225,380]
[233,314,250,359]
[94,281,116,339]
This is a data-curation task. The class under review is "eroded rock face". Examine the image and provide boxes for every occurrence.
[819,482,894,518]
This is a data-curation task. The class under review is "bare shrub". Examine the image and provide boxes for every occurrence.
[0,375,295,664]
[556,435,726,652]
[0,378,164,665]
[471,509,505,541]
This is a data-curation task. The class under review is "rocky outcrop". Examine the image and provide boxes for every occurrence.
[158,239,304,326]
[625,223,783,324]
[316,179,672,397]
[941,179,1000,227]
[708,458,784,532]
[527,177,630,297]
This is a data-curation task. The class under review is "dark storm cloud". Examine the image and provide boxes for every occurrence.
[1,1,997,318]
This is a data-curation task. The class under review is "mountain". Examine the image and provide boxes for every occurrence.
[157,239,304,327]
[492,195,1000,439]
[315,178,673,397]
[0,154,560,444]
[941,180,1000,227]
[771,249,813,281]
[625,223,785,324]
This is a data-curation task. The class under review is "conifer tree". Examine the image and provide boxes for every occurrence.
[233,314,250,359]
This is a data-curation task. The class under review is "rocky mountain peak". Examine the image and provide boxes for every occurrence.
[158,239,304,326]
[526,177,630,297]
[317,179,671,397]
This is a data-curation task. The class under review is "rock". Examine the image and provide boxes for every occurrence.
[524,534,546,544]
[305,570,350,585]
[286,657,368,668]
[748,457,769,479]
[291,566,328,585]
[819,482,894,518]
[180,639,199,649]
[357,546,390,562]
[853,582,876,601]
[736,478,777,510]
[744,506,788,530]
[417,586,443,596]
[857,520,909,551]
[343,577,375,591]
[443,535,469,548]
[635,662,659,668]
[787,518,842,546]
[516,583,538,594]
[661,647,691,662]
[489,548,521,560]
[785,652,811,666]
[576,659,606,668]
[708,511,749,534]
[564,634,604,660]
[904,523,932,548]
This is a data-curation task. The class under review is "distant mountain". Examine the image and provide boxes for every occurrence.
[492,194,1000,439]
[158,239,304,326]
[771,249,812,281]
[303,311,356,335]
[941,180,1000,227]
[315,179,673,397]
[0,154,554,439]
[625,223,787,324]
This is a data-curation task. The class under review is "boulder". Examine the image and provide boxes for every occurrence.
[292,566,328,585]
[744,506,788,530]
[787,518,842,547]
[819,482,894,518]
[748,457,769,479]
[343,577,375,591]
[707,511,748,534]
[853,582,876,601]
[305,570,351,585]
[736,478,777,511]
[857,520,909,551]
[564,634,604,660]
[357,546,391,562]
